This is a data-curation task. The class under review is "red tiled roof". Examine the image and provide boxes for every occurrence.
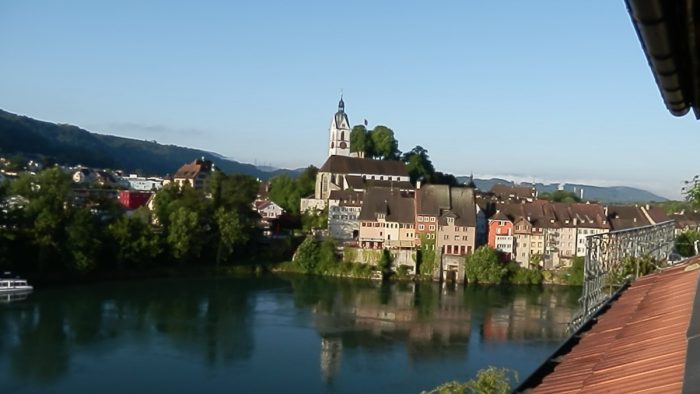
[532,258,700,393]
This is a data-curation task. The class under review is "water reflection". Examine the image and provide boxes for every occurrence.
[0,275,579,392]
[286,277,578,383]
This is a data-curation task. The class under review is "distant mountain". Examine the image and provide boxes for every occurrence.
[0,109,300,179]
[458,177,668,203]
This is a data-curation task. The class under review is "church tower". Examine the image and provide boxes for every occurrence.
[328,96,351,157]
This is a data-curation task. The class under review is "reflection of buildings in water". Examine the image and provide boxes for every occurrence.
[313,284,472,363]
[320,337,342,383]
[481,290,577,343]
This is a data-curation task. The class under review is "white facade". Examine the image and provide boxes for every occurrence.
[126,175,164,191]
[257,201,285,219]
[575,227,608,257]
[328,97,351,157]
[328,202,361,240]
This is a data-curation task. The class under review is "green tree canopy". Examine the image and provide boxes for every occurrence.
[539,190,582,202]
[684,175,700,207]
[402,146,435,184]
[370,125,400,160]
[350,125,374,158]
[465,246,508,284]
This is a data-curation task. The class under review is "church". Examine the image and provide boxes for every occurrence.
[300,97,412,213]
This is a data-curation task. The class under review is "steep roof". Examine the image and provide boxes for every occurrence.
[416,185,476,227]
[489,183,535,200]
[319,155,408,177]
[670,210,700,229]
[358,187,415,224]
[607,205,652,230]
[328,190,364,207]
[174,159,212,179]
[528,259,700,393]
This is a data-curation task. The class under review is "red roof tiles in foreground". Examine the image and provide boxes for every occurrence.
[532,257,700,393]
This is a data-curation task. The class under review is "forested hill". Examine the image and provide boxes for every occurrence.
[0,109,297,178]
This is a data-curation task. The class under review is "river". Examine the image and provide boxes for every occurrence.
[0,275,580,393]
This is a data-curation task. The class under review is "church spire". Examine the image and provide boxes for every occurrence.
[338,94,345,113]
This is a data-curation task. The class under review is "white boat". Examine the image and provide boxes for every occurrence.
[0,278,33,293]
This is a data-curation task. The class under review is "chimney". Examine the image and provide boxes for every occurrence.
[604,206,608,216]
[416,180,422,189]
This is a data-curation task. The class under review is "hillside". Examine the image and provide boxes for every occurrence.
[458,177,668,203]
[0,109,299,178]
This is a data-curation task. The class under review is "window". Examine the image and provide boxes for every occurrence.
[444,235,448,240]
[496,228,501,235]
[429,225,435,231]
[454,235,459,240]
[419,224,425,230]
[431,217,436,222]
[418,216,423,222]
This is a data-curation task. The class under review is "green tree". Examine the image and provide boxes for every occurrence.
[422,367,518,394]
[350,125,374,157]
[65,208,101,273]
[566,257,585,286]
[214,208,248,265]
[429,171,459,186]
[539,190,581,202]
[167,207,204,263]
[676,230,700,257]
[402,146,435,184]
[108,214,162,269]
[301,207,328,232]
[294,236,320,273]
[379,249,393,278]
[465,246,508,284]
[683,175,700,207]
[370,125,399,160]
[268,175,298,213]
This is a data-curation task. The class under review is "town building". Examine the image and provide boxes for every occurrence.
[118,190,153,210]
[488,183,537,203]
[328,190,364,241]
[124,174,164,191]
[415,184,482,256]
[358,187,416,250]
[255,200,285,220]
[167,158,213,190]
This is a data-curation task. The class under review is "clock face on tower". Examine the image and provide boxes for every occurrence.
[339,142,347,149]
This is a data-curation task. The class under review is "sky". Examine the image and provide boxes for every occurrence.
[0,1,698,199]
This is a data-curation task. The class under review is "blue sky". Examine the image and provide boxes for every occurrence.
[1,1,698,199]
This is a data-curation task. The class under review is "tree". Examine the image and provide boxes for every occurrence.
[350,125,374,158]
[566,257,585,286]
[676,230,700,257]
[65,209,102,273]
[402,146,435,184]
[268,175,298,213]
[294,236,320,273]
[108,214,162,269]
[683,175,700,207]
[214,208,248,265]
[167,207,204,263]
[430,171,459,186]
[465,246,508,284]
[539,190,581,203]
[370,125,399,160]
[422,367,518,394]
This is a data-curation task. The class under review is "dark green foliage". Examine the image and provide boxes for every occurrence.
[421,366,518,394]
[465,246,508,284]
[301,207,328,232]
[379,249,393,278]
[0,108,287,178]
[609,255,660,285]
[293,237,339,274]
[1,167,274,279]
[350,125,373,157]
[417,236,437,277]
[370,125,400,160]
[506,262,543,285]
[402,146,435,184]
[539,190,582,202]
[268,166,317,214]
[566,257,585,286]
[676,230,700,257]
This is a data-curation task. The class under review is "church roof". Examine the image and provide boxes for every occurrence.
[319,155,409,177]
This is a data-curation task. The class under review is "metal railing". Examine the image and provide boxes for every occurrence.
[567,220,676,332]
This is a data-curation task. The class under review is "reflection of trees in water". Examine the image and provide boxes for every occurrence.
[0,277,273,384]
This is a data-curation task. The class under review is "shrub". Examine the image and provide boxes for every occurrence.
[421,367,518,394]
[465,246,508,284]
[566,257,584,286]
